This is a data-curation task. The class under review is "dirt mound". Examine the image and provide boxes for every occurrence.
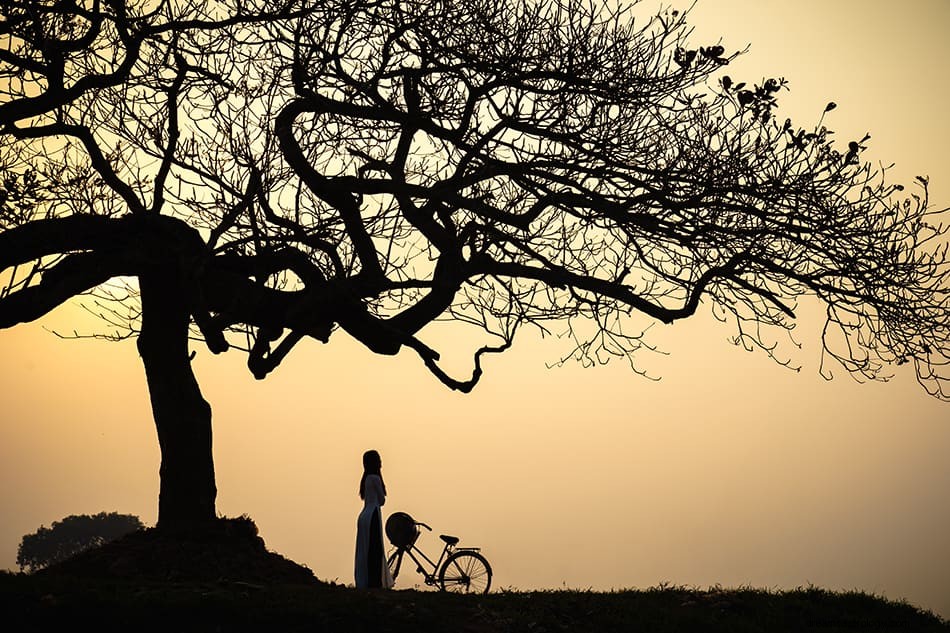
[39,516,319,586]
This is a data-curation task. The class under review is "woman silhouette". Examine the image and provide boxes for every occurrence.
[355,449,393,588]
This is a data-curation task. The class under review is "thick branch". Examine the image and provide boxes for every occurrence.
[6,122,146,213]
[473,253,750,324]
[406,337,514,393]
[274,99,384,279]
[0,215,125,270]
[0,252,123,328]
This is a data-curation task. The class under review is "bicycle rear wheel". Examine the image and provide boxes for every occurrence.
[438,551,492,594]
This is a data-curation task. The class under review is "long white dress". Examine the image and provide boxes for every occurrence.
[354,474,394,588]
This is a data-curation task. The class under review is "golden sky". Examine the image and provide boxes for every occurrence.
[1,0,949,618]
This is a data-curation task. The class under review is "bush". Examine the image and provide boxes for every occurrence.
[17,512,144,573]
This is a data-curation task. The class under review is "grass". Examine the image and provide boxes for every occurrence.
[3,572,947,633]
[3,518,946,632]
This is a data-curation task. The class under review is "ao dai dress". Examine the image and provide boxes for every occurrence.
[355,474,393,588]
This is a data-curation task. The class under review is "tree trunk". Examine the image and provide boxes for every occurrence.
[137,272,216,529]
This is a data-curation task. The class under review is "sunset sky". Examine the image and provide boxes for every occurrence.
[1,0,949,619]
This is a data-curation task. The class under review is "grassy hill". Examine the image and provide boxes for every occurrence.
[2,518,946,632]
[4,572,948,633]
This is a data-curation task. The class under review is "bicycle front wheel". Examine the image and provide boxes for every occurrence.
[438,551,492,594]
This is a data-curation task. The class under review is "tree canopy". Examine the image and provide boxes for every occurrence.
[1,0,947,524]
[16,512,144,572]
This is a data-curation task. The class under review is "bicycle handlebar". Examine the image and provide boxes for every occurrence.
[416,521,432,531]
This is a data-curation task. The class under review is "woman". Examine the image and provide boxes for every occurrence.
[355,449,393,588]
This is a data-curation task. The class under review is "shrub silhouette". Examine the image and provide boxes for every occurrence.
[17,512,144,573]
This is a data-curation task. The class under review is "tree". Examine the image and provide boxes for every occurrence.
[16,512,144,572]
[1,0,947,529]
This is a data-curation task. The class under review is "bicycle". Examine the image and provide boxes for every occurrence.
[385,512,492,594]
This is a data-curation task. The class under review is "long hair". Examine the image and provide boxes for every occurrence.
[359,449,386,499]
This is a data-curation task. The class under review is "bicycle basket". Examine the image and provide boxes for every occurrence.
[385,512,419,549]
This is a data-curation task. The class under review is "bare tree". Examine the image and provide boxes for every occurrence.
[1,0,947,528]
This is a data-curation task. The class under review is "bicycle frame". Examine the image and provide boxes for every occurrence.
[390,537,455,586]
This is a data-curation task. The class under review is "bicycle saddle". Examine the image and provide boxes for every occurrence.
[440,534,460,546]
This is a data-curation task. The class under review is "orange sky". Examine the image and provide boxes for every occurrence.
[1,0,949,619]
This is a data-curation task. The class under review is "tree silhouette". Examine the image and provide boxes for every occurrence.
[16,512,144,572]
[1,0,947,528]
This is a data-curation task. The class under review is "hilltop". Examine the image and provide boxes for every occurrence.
[2,517,946,632]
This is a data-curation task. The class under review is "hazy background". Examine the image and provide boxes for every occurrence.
[2,0,949,619]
